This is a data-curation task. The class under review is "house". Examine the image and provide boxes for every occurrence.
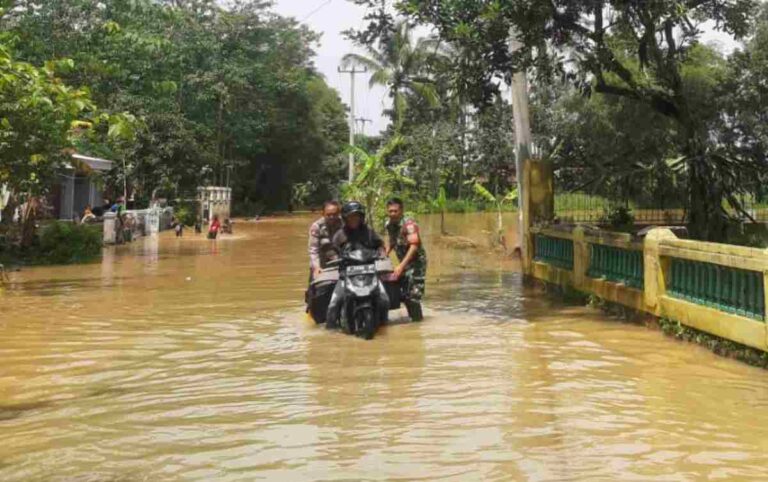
[54,154,113,220]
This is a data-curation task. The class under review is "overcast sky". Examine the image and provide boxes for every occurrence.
[272,1,743,137]
[272,0,390,135]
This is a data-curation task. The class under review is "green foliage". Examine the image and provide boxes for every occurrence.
[38,222,102,264]
[0,43,94,198]
[472,181,517,246]
[174,204,196,227]
[357,0,763,241]
[3,0,349,211]
[343,137,415,226]
[343,21,441,132]
[606,206,635,232]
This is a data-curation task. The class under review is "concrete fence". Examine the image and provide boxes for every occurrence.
[528,225,768,352]
[103,207,174,245]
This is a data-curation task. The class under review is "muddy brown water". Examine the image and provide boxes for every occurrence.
[1,213,768,481]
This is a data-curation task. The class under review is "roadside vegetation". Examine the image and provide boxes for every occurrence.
[3,0,768,263]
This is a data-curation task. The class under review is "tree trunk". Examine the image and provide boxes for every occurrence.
[1,192,17,227]
[20,196,39,248]
[440,209,446,235]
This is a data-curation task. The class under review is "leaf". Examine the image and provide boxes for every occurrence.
[473,182,496,203]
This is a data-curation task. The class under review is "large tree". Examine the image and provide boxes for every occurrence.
[342,20,441,132]
[354,0,761,240]
[4,0,349,211]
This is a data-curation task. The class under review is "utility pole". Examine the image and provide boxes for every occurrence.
[508,29,533,264]
[338,65,367,183]
[355,117,372,136]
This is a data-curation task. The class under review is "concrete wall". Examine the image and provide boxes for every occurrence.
[527,225,768,352]
[520,156,768,353]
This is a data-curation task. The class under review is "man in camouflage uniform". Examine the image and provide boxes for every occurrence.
[385,198,427,319]
[308,200,342,279]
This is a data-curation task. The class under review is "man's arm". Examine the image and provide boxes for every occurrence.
[393,222,421,278]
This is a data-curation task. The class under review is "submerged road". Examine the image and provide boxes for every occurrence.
[1,213,768,481]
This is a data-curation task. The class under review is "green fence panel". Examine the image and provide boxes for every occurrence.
[534,235,574,271]
[587,244,644,289]
[668,258,765,321]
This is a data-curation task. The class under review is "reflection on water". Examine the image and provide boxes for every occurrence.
[1,214,768,481]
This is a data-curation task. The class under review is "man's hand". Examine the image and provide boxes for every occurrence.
[393,265,404,280]
[314,267,323,278]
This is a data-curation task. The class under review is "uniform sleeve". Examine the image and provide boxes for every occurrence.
[403,220,421,246]
[308,223,321,269]
[332,229,345,251]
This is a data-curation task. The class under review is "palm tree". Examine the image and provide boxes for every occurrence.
[342,21,441,132]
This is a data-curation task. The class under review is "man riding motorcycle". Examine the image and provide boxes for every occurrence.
[385,197,426,321]
[325,201,390,329]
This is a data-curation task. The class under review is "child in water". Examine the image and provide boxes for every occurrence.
[208,214,221,240]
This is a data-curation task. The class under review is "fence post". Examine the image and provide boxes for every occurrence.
[763,253,768,346]
[522,160,555,276]
[572,226,588,290]
[643,228,677,316]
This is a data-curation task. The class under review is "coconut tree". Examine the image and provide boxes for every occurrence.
[342,21,441,132]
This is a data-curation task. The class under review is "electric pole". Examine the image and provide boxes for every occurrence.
[355,117,372,136]
[338,65,367,183]
[508,29,533,262]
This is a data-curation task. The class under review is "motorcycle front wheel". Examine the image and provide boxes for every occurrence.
[355,308,376,340]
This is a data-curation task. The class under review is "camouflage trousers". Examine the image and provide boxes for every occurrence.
[402,260,427,302]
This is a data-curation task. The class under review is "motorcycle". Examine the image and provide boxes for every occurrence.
[329,247,391,340]
[307,251,423,338]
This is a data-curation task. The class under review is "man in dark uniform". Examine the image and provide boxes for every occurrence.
[385,197,426,321]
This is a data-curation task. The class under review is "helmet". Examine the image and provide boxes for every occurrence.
[341,201,366,221]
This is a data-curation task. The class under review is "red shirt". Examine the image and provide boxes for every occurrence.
[209,220,221,233]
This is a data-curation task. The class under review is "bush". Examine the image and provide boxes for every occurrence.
[174,204,197,226]
[38,222,102,264]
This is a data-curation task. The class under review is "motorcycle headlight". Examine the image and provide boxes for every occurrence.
[351,274,375,288]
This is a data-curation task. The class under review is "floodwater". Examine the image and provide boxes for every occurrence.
[2,213,768,481]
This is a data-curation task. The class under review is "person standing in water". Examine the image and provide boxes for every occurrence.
[208,214,221,240]
[385,197,426,321]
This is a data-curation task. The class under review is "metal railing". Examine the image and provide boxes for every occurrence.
[534,234,574,270]
[668,260,765,321]
[588,244,644,289]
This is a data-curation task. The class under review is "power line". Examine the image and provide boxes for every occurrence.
[301,0,333,21]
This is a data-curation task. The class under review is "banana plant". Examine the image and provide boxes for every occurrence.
[431,186,448,235]
[343,136,415,227]
[473,182,518,247]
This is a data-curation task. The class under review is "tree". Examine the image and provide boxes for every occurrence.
[0,45,94,245]
[362,0,760,241]
[344,136,415,227]
[4,0,350,212]
[342,21,440,132]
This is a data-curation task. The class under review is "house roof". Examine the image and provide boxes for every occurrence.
[71,154,114,172]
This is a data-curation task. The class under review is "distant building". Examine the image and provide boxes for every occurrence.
[54,154,113,221]
[197,186,232,222]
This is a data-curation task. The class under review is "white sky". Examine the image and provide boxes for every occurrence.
[272,0,390,135]
[272,1,744,136]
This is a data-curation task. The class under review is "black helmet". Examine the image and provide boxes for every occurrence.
[341,201,366,221]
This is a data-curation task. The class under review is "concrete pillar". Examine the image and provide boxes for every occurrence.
[103,212,117,245]
[643,228,677,315]
[572,226,589,290]
[522,160,555,275]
